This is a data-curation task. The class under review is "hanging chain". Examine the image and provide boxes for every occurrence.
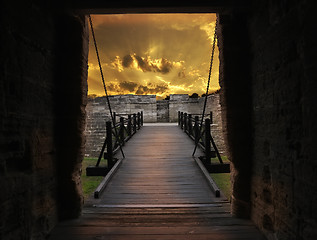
[192,18,218,156]
[88,15,125,159]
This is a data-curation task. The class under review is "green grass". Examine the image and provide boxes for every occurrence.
[210,173,231,200]
[210,155,229,164]
[81,158,105,199]
[209,156,231,200]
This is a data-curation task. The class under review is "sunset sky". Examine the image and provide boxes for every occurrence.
[87,14,219,99]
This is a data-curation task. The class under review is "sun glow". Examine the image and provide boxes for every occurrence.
[88,14,219,99]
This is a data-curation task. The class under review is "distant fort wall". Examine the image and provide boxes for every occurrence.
[85,93,226,157]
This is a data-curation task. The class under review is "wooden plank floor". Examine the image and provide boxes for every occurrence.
[88,124,227,206]
[50,124,265,240]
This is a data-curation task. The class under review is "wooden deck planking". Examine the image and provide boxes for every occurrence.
[50,125,265,240]
[87,125,227,206]
[50,205,265,240]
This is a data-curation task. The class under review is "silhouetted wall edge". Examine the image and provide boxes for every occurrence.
[54,14,88,220]
[217,12,253,218]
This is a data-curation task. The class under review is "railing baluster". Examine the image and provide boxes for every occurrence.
[188,114,192,136]
[87,111,143,177]
[133,113,137,133]
[137,112,141,130]
[204,118,211,165]
[176,111,228,174]
[194,116,199,145]
[96,132,107,167]
[106,121,114,169]
[180,112,184,129]
[120,117,125,146]
[127,114,132,136]
[184,113,188,133]
[113,112,116,126]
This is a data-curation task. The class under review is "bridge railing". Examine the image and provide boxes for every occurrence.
[178,111,230,173]
[86,111,143,176]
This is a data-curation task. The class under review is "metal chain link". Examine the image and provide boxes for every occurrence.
[88,15,125,158]
[193,17,218,156]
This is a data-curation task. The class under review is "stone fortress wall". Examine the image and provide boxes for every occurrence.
[85,93,226,157]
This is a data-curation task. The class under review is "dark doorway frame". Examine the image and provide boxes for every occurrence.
[58,1,253,220]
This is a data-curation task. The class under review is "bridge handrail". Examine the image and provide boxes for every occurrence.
[178,111,223,165]
[96,111,143,169]
[113,111,143,126]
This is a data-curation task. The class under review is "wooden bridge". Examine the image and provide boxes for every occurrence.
[50,121,265,239]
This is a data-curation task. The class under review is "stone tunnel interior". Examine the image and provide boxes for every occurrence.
[1,1,316,239]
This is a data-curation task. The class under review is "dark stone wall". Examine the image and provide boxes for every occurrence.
[0,3,88,239]
[157,100,169,122]
[0,3,58,239]
[54,14,88,220]
[217,13,253,218]
[247,1,317,239]
[218,1,317,239]
[208,93,227,155]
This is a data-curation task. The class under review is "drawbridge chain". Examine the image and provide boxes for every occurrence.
[88,15,125,159]
[193,17,218,156]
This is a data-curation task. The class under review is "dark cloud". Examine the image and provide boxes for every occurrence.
[155,84,169,93]
[135,84,168,95]
[119,81,138,91]
[134,55,151,72]
[107,83,120,92]
[120,54,174,74]
[104,81,169,96]
[135,86,147,95]
[157,58,173,74]
[178,70,186,78]
[122,54,133,68]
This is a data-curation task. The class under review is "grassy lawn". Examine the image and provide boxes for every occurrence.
[210,173,231,200]
[81,158,105,199]
[210,156,232,200]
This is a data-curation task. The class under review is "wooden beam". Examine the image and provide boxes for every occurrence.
[86,166,108,176]
[194,157,221,197]
[205,163,230,173]
[94,158,123,199]
[68,0,249,14]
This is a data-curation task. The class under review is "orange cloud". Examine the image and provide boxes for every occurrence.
[111,53,184,74]
[101,80,169,98]
[87,14,220,98]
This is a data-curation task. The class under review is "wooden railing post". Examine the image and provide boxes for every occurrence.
[120,117,125,146]
[133,113,137,133]
[87,111,145,177]
[178,111,181,126]
[194,116,199,144]
[184,113,188,133]
[205,118,211,165]
[210,111,213,124]
[113,112,116,126]
[127,114,132,136]
[106,121,114,169]
[180,112,184,129]
[188,114,192,136]
[136,112,140,129]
